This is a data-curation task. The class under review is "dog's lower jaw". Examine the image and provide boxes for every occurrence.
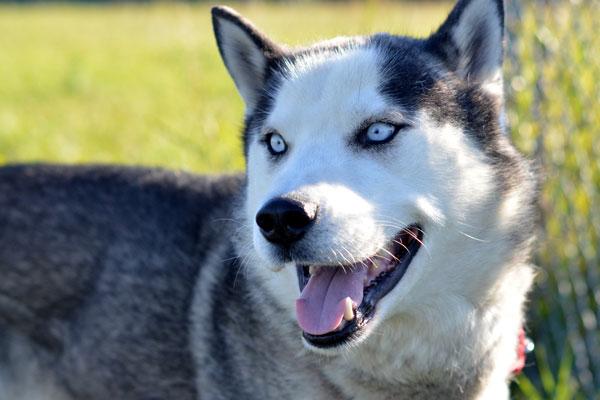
[317,263,533,400]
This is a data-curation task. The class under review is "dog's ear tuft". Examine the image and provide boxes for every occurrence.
[212,6,282,110]
[427,0,504,89]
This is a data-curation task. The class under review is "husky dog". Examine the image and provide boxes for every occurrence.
[0,0,536,398]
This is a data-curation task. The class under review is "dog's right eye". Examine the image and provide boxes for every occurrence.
[265,132,288,156]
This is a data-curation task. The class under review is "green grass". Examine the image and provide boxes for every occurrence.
[1,1,598,398]
[505,1,600,398]
[0,2,451,173]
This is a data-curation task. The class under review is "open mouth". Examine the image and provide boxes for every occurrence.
[295,225,423,348]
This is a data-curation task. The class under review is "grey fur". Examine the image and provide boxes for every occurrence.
[0,165,240,399]
[0,165,345,399]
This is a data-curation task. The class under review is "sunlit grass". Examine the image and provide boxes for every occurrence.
[0,2,451,173]
[506,1,600,398]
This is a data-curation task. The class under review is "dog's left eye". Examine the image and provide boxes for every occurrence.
[266,132,288,156]
[364,122,398,144]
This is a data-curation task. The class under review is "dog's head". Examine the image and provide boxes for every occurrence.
[212,0,535,353]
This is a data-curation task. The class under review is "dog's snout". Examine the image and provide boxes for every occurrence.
[256,198,317,247]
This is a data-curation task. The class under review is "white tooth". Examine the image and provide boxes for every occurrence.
[309,266,316,275]
[343,297,354,321]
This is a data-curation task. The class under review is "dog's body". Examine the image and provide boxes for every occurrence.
[0,0,537,398]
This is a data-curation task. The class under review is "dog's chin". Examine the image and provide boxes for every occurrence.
[258,225,424,352]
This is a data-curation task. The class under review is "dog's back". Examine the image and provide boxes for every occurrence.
[0,165,243,399]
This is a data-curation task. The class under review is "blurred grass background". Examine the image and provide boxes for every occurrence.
[506,1,600,398]
[0,2,450,172]
[0,1,598,398]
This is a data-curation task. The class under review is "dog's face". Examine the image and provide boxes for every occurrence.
[213,0,534,353]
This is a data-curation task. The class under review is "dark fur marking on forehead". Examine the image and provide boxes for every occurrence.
[371,34,528,193]
[371,34,441,114]
[242,61,286,158]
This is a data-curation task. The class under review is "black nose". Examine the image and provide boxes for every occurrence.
[256,198,317,247]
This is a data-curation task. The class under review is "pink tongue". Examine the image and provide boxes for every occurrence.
[295,266,367,335]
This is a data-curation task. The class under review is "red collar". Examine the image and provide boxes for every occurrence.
[512,328,530,376]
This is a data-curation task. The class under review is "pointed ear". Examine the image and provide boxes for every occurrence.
[212,6,283,110]
[426,0,504,88]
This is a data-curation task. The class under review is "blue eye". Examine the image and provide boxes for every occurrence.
[366,122,396,143]
[267,132,287,155]
[357,121,408,147]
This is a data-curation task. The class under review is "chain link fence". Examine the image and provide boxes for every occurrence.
[506,0,600,398]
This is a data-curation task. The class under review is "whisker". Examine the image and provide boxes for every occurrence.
[458,230,488,242]
[379,248,401,263]
[391,239,410,254]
